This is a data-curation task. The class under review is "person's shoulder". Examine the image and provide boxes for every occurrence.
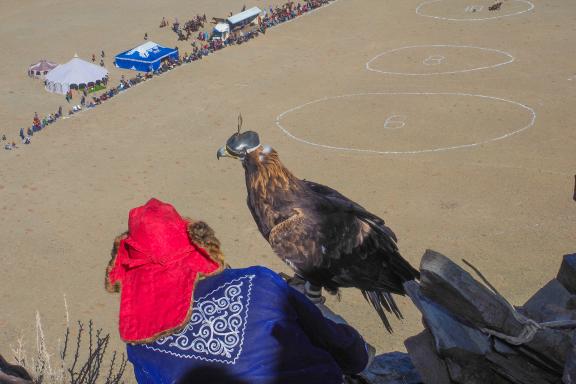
[224,266,287,285]
[232,265,281,279]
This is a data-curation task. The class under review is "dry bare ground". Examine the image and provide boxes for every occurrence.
[0,0,575,382]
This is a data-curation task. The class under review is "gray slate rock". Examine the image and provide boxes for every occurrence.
[558,254,576,295]
[521,279,576,323]
[360,352,422,384]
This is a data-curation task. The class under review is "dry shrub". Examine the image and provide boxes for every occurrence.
[10,296,127,384]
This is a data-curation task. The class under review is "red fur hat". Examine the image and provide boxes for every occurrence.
[106,198,221,343]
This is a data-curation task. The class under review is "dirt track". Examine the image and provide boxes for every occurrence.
[0,0,575,379]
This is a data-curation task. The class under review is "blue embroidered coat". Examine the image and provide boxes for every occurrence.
[127,266,369,384]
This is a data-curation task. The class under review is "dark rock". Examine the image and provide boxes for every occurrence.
[404,280,491,356]
[486,341,560,384]
[563,334,576,384]
[521,279,576,323]
[405,330,450,384]
[0,353,32,383]
[558,254,576,294]
[418,250,521,332]
[360,352,422,384]
[404,281,500,384]
[417,250,572,366]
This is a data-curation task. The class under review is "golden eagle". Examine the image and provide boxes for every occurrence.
[217,128,419,331]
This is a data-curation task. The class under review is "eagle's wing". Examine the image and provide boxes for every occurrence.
[268,180,417,290]
[267,180,419,332]
[267,204,367,289]
[302,180,398,243]
[268,208,317,276]
[303,180,419,285]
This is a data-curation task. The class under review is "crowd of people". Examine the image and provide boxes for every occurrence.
[262,0,334,26]
[3,109,64,150]
[180,15,207,41]
[91,50,106,66]
[4,0,337,152]
[179,0,337,61]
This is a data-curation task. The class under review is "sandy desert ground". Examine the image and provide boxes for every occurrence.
[0,0,575,380]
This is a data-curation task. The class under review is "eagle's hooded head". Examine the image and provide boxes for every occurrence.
[216,129,285,179]
[217,124,302,200]
[216,114,265,161]
[216,130,262,161]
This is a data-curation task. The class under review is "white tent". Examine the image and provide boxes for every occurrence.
[227,7,262,28]
[45,54,109,94]
[214,23,230,33]
[212,23,230,40]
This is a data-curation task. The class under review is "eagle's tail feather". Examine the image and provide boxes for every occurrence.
[361,290,403,333]
[383,291,403,319]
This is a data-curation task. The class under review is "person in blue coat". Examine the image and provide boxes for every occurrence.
[106,199,370,384]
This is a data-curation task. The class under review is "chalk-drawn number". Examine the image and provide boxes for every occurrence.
[423,55,446,66]
[383,115,407,130]
[465,5,484,12]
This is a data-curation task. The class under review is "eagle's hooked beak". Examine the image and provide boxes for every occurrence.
[217,146,229,160]
[217,146,244,160]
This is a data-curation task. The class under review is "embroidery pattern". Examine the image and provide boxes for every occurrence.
[143,275,255,364]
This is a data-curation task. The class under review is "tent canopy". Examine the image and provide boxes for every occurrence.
[227,7,262,28]
[29,59,58,77]
[214,23,230,33]
[45,55,108,94]
[114,41,179,72]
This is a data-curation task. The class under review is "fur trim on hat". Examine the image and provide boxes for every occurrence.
[185,218,226,266]
[105,231,128,293]
[105,220,226,293]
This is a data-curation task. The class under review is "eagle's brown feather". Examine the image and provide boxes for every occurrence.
[241,146,419,332]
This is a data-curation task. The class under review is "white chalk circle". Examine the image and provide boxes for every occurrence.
[366,45,514,76]
[275,92,536,155]
[416,0,534,21]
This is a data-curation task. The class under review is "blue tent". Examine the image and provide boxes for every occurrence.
[114,42,179,72]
